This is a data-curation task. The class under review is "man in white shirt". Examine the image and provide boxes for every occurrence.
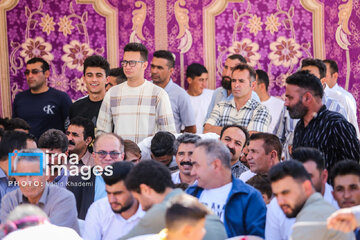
[254,69,284,133]
[83,161,145,240]
[265,147,339,240]
[186,63,213,134]
[323,59,359,138]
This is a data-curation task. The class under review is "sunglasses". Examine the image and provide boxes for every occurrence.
[24,69,45,76]
[94,150,122,159]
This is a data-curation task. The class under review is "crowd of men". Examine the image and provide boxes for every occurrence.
[0,42,359,240]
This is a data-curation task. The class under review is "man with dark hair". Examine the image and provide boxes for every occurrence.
[254,69,284,132]
[97,43,176,143]
[206,54,260,119]
[188,139,266,238]
[171,133,201,185]
[240,132,281,182]
[186,63,213,134]
[219,125,249,178]
[120,160,227,240]
[150,131,178,172]
[246,174,272,204]
[69,55,110,125]
[83,161,144,239]
[269,161,353,240]
[12,57,72,139]
[151,50,196,133]
[204,64,271,135]
[124,140,141,164]
[323,59,359,138]
[285,70,360,172]
[7,118,30,133]
[0,131,37,203]
[66,117,95,167]
[105,67,127,91]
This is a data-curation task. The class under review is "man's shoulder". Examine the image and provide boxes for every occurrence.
[47,184,75,200]
[1,188,20,203]
[72,95,89,105]
[48,87,71,98]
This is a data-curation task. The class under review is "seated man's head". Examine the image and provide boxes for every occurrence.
[106,67,127,91]
[124,140,141,164]
[331,160,360,208]
[165,194,210,240]
[246,174,272,204]
[102,161,136,214]
[269,161,313,218]
[13,149,47,204]
[292,147,327,195]
[191,139,231,189]
[150,131,175,166]
[38,129,68,165]
[93,133,125,169]
[219,125,249,165]
[174,133,201,177]
[221,54,246,90]
[246,133,282,175]
[231,64,256,100]
[7,118,30,133]
[125,160,174,211]
[66,117,94,156]
[254,69,270,96]
[186,63,208,96]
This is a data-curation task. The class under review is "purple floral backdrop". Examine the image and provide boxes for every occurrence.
[3,0,360,127]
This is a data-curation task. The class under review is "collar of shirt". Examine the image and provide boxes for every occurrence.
[221,87,233,101]
[0,167,7,180]
[19,184,49,205]
[298,105,327,129]
[229,98,256,111]
[164,79,174,91]
[81,150,94,167]
[53,168,66,183]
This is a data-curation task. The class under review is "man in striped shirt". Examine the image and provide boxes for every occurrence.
[96,43,176,143]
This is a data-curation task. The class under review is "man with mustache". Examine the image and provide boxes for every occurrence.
[83,161,145,240]
[171,133,201,185]
[66,117,95,167]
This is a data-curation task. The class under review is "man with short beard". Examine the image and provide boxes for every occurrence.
[83,161,144,240]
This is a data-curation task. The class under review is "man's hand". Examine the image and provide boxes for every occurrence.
[327,208,358,232]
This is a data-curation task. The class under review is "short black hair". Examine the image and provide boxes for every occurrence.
[102,161,134,186]
[38,129,68,153]
[285,70,324,98]
[124,42,148,61]
[7,118,30,131]
[330,160,360,186]
[125,160,174,193]
[186,63,208,79]
[246,174,272,200]
[69,117,95,140]
[292,147,325,171]
[228,54,247,64]
[0,118,9,129]
[323,59,338,74]
[220,125,249,148]
[249,133,282,161]
[256,69,270,91]
[26,57,50,72]
[83,55,110,76]
[151,131,175,157]
[232,64,256,83]
[153,50,175,68]
[269,160,311,183]
[109,67,127,84]
[301,58,326,79]
[0,131,35,161]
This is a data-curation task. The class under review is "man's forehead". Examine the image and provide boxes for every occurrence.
[26,62,43,69]
[224,58,241,66]
[123,51,142,60]
[222,127,246,139]
[67,125,84,134]
[85,67,106,74]
[334,174,360,185]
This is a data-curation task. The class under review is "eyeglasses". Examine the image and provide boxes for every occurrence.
[120,60,144,67]
[94,151,122,159]
[24,69,45,76]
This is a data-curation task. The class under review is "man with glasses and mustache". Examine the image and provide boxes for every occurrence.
[83,161,145,240]
[67,133,125,220]
[12,57,72,140]
[96,43,176,143]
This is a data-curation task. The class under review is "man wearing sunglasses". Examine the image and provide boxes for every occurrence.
[67,132,125,220]
[12,57,72,140]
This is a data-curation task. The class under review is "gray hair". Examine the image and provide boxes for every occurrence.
[173,133,201,154]
[195,139,231,169]
[13,148,46,171]
[7,204,48,222]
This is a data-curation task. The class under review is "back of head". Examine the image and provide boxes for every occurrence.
[330,159,360,186]
[38,129,68,153]
[0,131,33,161]
[285,70,324,99]
[323,59,338,74]
[186,63,208,79]
[102,161,134,185]
[151,131,175,157]
[249,132,282,161]
[153,50,175,68]
[256,69,270,91]
[69,116,95,140]
[7,118,30,132]
[292,147,325,171]
[125,160,174,193]
[109,67,127,84]
[246,174,272,200]
[195,139,231,169]
[173,133,201,155]
[83,55,110,76]
[26,57,50,72]
[269,160,311,183]
[124,42,148,61]
[301,58,326,79]
[232,64,256,83]
[0,117,10,130]
[165,194,210,230]
[227,54,247,64]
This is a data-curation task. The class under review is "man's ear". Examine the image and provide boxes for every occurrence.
[181,224,193,238]
[142,61,148,70]
[169,67,174,75]
[186,77,192,85]
[139,183,151,195]
[303,179,313,197]
[321,169,328,185]
[44,70,50,79]
[85,137,93,146]
[332,72,338,81]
